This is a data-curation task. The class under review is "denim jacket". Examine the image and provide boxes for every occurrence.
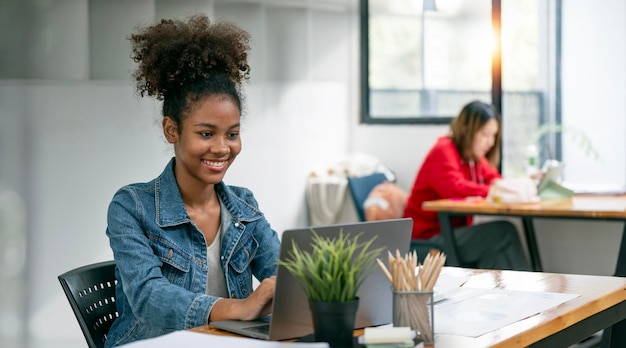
[104,158,280,347]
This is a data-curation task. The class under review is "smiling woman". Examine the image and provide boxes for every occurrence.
[103,14,281,348]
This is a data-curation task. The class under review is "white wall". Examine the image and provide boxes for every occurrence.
[0,0,625,348]
[353,125,448,190]
[561,0,626,184]
[13,82,168,347]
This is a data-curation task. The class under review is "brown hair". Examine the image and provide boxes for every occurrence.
[449,100,501,166]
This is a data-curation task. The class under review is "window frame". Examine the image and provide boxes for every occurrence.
[360,0,564,172]
[359,0,503,125]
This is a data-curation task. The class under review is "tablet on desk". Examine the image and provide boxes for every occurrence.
[537,163,564,192]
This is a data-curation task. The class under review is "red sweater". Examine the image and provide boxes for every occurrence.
[403,136,501,239]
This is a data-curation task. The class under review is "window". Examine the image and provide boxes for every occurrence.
[361,0,558,178]
[362,0,493,124]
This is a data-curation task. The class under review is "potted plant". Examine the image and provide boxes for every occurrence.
[532,122,599,161]
[278,229,384,347]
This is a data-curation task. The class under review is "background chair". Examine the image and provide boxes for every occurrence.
[346,172,388,222]
[347,172,444,263]
[58,260,118,348]
[409,240,446,264]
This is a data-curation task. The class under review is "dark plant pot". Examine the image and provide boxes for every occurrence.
[308,298,359,348]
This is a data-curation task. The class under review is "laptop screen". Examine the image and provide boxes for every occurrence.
[268,218,413,340]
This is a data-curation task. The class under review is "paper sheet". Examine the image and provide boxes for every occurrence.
[117,330,330,348]
[434,287,579,337]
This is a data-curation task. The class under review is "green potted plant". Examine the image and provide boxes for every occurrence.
[532,122,599,162]
[278,229,384,347]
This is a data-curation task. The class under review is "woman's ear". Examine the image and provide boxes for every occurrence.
[162,117,178,143]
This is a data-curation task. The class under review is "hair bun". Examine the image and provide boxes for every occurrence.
[130,15,251,100]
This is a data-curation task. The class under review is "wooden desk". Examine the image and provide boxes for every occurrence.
[191,268,626,348]
[422,195,626,275]
[423,195,626,347]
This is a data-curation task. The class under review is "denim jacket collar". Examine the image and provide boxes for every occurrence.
[155,158,262,228]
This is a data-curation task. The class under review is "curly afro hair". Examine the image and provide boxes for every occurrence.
[130,14,250,100]
[129,14,250,127]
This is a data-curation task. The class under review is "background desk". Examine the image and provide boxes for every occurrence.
[422,195,626,275]
[191,268,626,348]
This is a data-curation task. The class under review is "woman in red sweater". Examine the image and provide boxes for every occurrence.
[403,101,530,270]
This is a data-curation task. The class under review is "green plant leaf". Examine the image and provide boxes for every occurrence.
[277,229,385,302]
[532,122,599,161]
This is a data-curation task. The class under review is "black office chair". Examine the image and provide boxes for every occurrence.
[409,240,446,263]
[58,260,118,348]
[347,172,444,263]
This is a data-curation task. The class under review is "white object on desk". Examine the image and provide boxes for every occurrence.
[487,177,540,203]
[363,326,413,344]
[435,288,579,337]
[116,330,330,348]
[561,181,626,195]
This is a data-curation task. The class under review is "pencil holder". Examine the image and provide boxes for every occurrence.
[392,290,434,345]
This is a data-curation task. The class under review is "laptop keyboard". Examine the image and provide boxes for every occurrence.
[242,323,270,335]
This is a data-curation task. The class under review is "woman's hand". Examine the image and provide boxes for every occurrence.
[209,276,276,322]
[530,170,544,181]
[238,276,276,320]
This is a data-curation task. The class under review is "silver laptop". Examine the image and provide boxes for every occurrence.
[211,218,413,341]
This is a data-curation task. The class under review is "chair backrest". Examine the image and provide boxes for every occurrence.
[58,260,118,348]
[347,172,388,221]
[409,240,445,264]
